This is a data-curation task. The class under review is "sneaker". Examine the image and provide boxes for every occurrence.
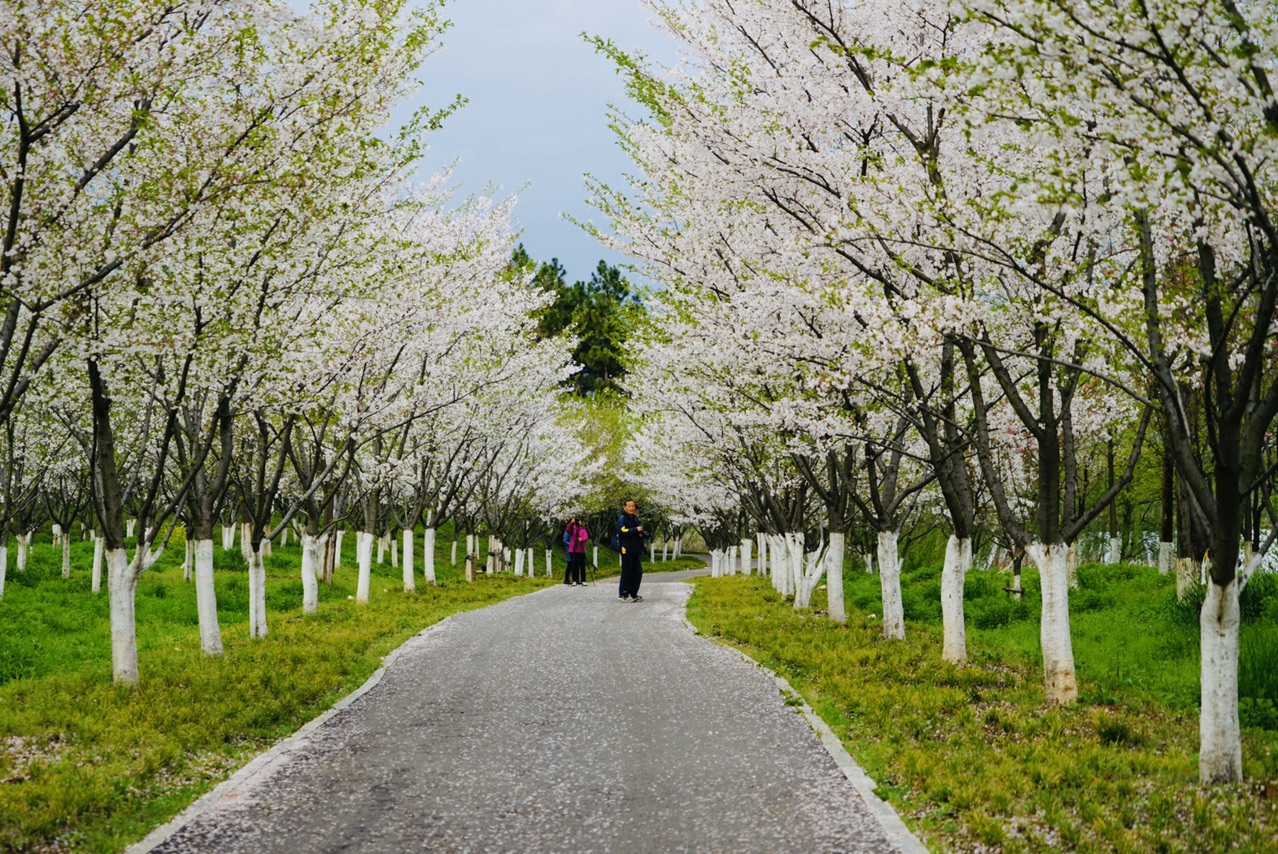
[619,594,631,602]
[630,595,644,603]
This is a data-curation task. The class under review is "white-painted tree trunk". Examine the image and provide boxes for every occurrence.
[125,519,135,539]
[1107,535,1120,565]
[878,531,905,640]
[710,548,722,577]
[545,549,552,577]
[221,525,234,550]
[864,551,874,574]
[0,543,6,599]
[239,522,251,559]
[592,545,598,570]
[940,535,972,664]
[794,541,828,610]
[16,533,29,571]
[769,534,785,593]
[756,534,766,576]
[650,540,656,563]
[91,536,104,593]
[1158,542,1173,575]
[514,548,525,577]
[826,532,846,623]
[662,540,669,562]
[452,539,458,567]
[486,553,495,575]
[262,527,272,558]
[281,527,289,548]
[1066,541,1080,589]
[356,531,374,604]
[377,534,386,565]
[301,533,320,614]
[390,536,397,569]
[193,539,222,655]
[465,553,475,582]
[247,545,268,638]
[107,548,140,683]
[742,539,753,576]
[60,533,71,579]
[335,530,344,569]
[423,527,437,586]
[402,529,415,594]
[466,534,474,562]
[183,537,193,582]
[1025,542,1077,704]
[1175,557,1199,599]
[1199,575,1243,783]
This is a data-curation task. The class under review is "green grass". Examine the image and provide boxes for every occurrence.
[0,531,558,852]
[688,563,1278,853]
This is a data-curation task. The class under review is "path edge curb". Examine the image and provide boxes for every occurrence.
[677,602,930,854]
[125,610,468,853]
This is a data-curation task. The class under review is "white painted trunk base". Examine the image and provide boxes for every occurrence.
[1158,542,1173,575]
[545,549,552,577]
[301,534,321,614]
[878,531,905,640]
[1200,577,1243,782]
[60,535,71,579]
[335,531,344,569]
[514,548,525,577]
[1175,558,1200,599]
[356,532,374,604]
[16,533,29,571]
[390,537,397,569]
[451,540,458,567]
[126,520,135,539]
[107,548,139,683]
[940,535,971,664]
[826,532,846,623]
[1066,541,1080,589]
[793,538,828,610]
[863,551,874,574]
[91,536,104,593]
[742,540,753,576]
[193,540,222,655]
[248,546,268,638]
[240,522,251,559]
[1107,535,1120,565]
[0,544,6,599]
[221,525,234,550]
[710,549,723,577]
[402,529,415,594]
[1026,542,1077,704]
[423,528,437,585]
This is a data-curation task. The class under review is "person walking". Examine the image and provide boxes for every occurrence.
[615,499,648,602]
[565,518,588,586]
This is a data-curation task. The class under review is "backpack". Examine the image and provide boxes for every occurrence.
[563,529,572,547]
[609,518,621,552]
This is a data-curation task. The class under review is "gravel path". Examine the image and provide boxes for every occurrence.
[146,572,909,853]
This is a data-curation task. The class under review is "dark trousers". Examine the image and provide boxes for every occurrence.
[619,549,643,597]
[567,552,586,584]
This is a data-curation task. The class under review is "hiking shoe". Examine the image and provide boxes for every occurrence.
[619,594,632,602]
[630,595,644,603]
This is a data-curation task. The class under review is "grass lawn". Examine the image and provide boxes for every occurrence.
[0,530,575,852]
[687,562,1278,853]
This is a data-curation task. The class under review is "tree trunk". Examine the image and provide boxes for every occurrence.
[941,534,971,664]
[247,545,268,638]
[545,549,552,577]
[301,533,320,614]
[1107,536,1121,565]
[240,521,251,559]
[826,532,846,623]
[356,531,374,604]
[390,536,397,569]
[91,535,104,593]
[451,539,458,567]
[878,530,905,640]
[60,533,71,579]
[335,530,344,570]
[1159,541,1173,575]
[107,548,139,683]
[1026,542,1078,704]
[1199,575,1242,783]
[16,533,29,571]
[193,539,222,655]
[221,525,234,550]
[1175,557,1200,599]
[402,529,415,593]
[1066,541,1080,589]
[0,543,6,599]
[423,527,437,585]
[863,550,874,574]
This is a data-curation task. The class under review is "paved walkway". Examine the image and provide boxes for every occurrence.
[142,570,913,853]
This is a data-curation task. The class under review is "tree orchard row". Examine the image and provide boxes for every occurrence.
[0,3,597,685]
[601,0,1278,786]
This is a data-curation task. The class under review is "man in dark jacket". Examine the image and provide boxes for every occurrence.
[615,499,647,602]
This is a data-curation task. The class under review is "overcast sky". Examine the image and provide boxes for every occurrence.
[399,1,678,284]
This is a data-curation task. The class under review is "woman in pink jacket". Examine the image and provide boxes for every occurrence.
[564,518,589,586]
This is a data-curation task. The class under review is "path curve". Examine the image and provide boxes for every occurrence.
[137,573,920,853]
